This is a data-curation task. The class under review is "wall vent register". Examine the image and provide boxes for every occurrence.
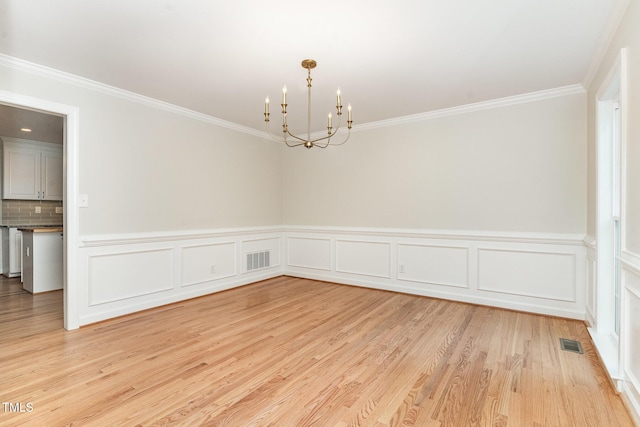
[246,250,271,272]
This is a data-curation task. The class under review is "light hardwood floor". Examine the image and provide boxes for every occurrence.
[0,275,634,426]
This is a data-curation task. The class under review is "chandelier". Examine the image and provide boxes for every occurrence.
[264,59,352,149]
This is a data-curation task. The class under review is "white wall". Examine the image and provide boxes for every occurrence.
[587,0,640,423]
[281,90,588,321]
[283,92,587,234]
[0,58,283,235]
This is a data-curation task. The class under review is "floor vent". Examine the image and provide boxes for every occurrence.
[246,250,270,272]
[559,338,584,354]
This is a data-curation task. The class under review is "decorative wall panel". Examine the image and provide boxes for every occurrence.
[335,240,391,278]
[89,248,174,306]
[181,242,236,286]
[478,248,576,302]
[398,243,468,288]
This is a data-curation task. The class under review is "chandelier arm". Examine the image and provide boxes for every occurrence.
[263,59,352,149]
[312,131,351,148]
[327,129,351,146]
[285,128,310,143]
[285,140,305,148]
[311,128,351,148]
[265,123,305,147]
[264,123,288,143]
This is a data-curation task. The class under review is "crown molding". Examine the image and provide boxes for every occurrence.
[350,84,586,134]
[0,53,265,139]
[0,53,586,143]
[287,84,587,142]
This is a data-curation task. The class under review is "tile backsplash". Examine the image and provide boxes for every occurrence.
[1,200,63,225]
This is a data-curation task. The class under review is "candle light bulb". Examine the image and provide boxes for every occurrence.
[348,103,352,121]
[265,96,269,114]
[328,112,332,128]
[337,88,342,107]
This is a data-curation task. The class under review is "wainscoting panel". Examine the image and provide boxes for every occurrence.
[477,248,576,302]
[78,226,587,325]
[286,237,332,271]
[283,227,586,319]
[335,240,391,278]
[397,243,468,288]
[78,227,283,325]
[88,248,174,306]
[181,242,237,287]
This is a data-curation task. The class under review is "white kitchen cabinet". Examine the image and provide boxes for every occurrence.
[1,137,63,201]
[1,227,22,278]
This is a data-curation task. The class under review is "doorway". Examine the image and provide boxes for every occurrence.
[0,90,80,330]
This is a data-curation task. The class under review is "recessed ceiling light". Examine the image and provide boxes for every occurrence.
[20,128,32,132]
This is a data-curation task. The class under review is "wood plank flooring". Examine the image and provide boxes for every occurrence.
[0,275,634,426]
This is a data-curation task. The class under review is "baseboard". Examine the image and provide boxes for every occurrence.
[78,270,282,326]
[286,269,585,319]
[620,381,640,426]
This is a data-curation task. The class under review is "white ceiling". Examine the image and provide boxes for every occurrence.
[0,0,628,135]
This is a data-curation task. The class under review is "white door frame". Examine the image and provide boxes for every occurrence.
[593,47,627,385]
[0,90,80,330]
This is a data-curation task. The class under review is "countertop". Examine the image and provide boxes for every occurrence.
[17,227,63,233]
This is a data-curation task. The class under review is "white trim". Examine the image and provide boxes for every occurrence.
[620,381,640,427]
[583,235,597,250]
[477,248,577,302]
[88,248,175,306]
[621,251,640,275]
[288,269,586,320]
[397,243,469,289]
[284,225,585,246]
[284,225,586,320]
[80,226,282,247]
[285,236,332,271]
[79,270,282,326]
[335,239,392,279]
[0,53,265,140]
[77,228,283,326]
[588,327,623,381]
[81,226,587,248]
[348,85,585,133]
[179,241,238,287]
